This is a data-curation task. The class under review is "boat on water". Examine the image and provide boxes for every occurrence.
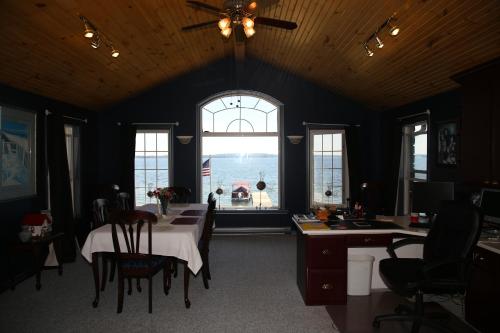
[231,181,252,203]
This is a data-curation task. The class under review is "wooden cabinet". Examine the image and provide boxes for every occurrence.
[297,233,392,305]
[465,247,500,333]
[455,60,500,184]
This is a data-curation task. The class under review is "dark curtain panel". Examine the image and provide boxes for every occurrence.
[385,120,403,215]
[346,126,361,207]
[119,124,136,206]
[47,114,75,262]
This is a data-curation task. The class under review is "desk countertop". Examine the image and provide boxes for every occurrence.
[294,215,428,237]
[295,215,500,256]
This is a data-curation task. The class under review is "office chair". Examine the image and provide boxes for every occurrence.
[373,200,482,333]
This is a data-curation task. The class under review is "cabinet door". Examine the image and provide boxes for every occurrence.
[491,73,500,182]
[460,78,492,182]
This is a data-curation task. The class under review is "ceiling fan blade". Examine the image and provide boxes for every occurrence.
[186,1,222,15]
[181,20,219,31]
[254,17,298,30]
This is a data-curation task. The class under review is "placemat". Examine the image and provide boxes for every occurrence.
[171,217,200,225]
[180,210,206,216]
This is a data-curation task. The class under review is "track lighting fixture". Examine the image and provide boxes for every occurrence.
[79,15,119,58]
[362,15,400,57]
[364,44,374,57]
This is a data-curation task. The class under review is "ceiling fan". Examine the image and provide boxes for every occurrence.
[181,0,298,40]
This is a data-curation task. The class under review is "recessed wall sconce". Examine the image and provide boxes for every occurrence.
[287,135,304,144]
[176,136,193,144]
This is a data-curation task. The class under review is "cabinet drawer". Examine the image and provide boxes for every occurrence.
[306,269,346,305]
[473,247,500,274]
[347,234,392,247]
[307,236,346,269]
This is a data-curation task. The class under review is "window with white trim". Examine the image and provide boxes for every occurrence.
[402,121,428,214]
[134,130,171,206]
[200,92,281,210]
[308,129,349,208]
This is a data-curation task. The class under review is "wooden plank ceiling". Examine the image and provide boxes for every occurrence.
[0,0,499,111]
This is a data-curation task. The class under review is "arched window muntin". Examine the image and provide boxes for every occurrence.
[196,90,284,210]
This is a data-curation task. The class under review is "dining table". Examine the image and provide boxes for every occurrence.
[81,203,208,308]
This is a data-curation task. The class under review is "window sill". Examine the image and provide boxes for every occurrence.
[216,209,289,215]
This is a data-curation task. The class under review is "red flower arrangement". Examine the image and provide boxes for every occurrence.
[147,187,175,201]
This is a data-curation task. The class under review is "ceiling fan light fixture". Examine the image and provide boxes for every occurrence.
[248,2,257,10]
[364,44,374,57]
[244,26,255,38]
[218,17,231,30]
[375,35,384,48]
[221,27,232,38]
[242,17,254,29]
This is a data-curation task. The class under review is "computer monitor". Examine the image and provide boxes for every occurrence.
[480,188,500,226]
[411,181,455,215]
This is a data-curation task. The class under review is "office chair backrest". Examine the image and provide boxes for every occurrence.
[423,201,482,268]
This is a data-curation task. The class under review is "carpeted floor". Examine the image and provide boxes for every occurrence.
[0,234,336,333]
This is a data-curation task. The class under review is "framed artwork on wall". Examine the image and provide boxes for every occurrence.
[0,104,37,201]
[437,119,459,167]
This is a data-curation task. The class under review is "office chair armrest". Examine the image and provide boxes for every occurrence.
[386,237,425,258]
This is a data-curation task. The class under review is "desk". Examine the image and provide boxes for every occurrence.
[295,216,428,305]
[81,203,207,308]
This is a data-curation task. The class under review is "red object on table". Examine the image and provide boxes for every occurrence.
[22,213,50,226]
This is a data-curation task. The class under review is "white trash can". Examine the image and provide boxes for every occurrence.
[347,254,375,296]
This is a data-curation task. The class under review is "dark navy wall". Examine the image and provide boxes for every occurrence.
[0,83,97,287]
[98,57,383,228]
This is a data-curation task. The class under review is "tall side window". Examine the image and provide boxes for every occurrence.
[134,130,171,206]
[199,92,282,210]
[308,129,349,208]
[64,124,81,218]
[402,121,428,214]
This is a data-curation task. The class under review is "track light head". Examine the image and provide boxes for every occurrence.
[90,34,101,48]
[111,46,119,58]
[389,23,400,36]
[364,44,374,57]
[375,35,384,48]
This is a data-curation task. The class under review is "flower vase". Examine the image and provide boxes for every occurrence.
[159,197,168,215]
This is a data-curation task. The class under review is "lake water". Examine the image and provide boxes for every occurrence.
[135,154,427,207]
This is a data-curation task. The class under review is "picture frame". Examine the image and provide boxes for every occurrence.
[436,119,458,167]
[0,104,37,201]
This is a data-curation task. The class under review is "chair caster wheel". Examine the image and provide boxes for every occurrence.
[372,320,380,328]
[184,299,191,309]
[92,300,99,308]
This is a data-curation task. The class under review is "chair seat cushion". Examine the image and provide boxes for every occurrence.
[122,255,167,270]
[379,258,425,297]
[379,258,467,297]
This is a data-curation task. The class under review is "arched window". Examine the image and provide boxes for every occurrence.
[198,91,282,210]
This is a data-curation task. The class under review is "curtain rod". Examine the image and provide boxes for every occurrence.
[45,109,88,123]
[397,109,430,121]
[302,121,360,127]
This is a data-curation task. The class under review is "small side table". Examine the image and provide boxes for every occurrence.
[9,232,64,290]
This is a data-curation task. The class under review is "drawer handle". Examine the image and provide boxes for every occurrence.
[322,283,333,290]
[364,237,372,243]
[321,249,331,255]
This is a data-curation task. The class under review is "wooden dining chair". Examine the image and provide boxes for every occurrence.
[198,193,217,289]
[169,186,192,203]
[116,192,131,211]
[92,198,116,291]
[110,210,171,313]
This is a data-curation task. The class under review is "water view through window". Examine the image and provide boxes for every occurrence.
[201,93,280,209]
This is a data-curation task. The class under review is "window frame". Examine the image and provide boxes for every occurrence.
[402,120,428,214]
[307,128,349,209]
[196,90,284,209]
[134,128,173,207]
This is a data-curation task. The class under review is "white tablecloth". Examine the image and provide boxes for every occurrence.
[81,204,208,274]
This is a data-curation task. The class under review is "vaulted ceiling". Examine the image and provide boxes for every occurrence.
[1,0,499,111]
